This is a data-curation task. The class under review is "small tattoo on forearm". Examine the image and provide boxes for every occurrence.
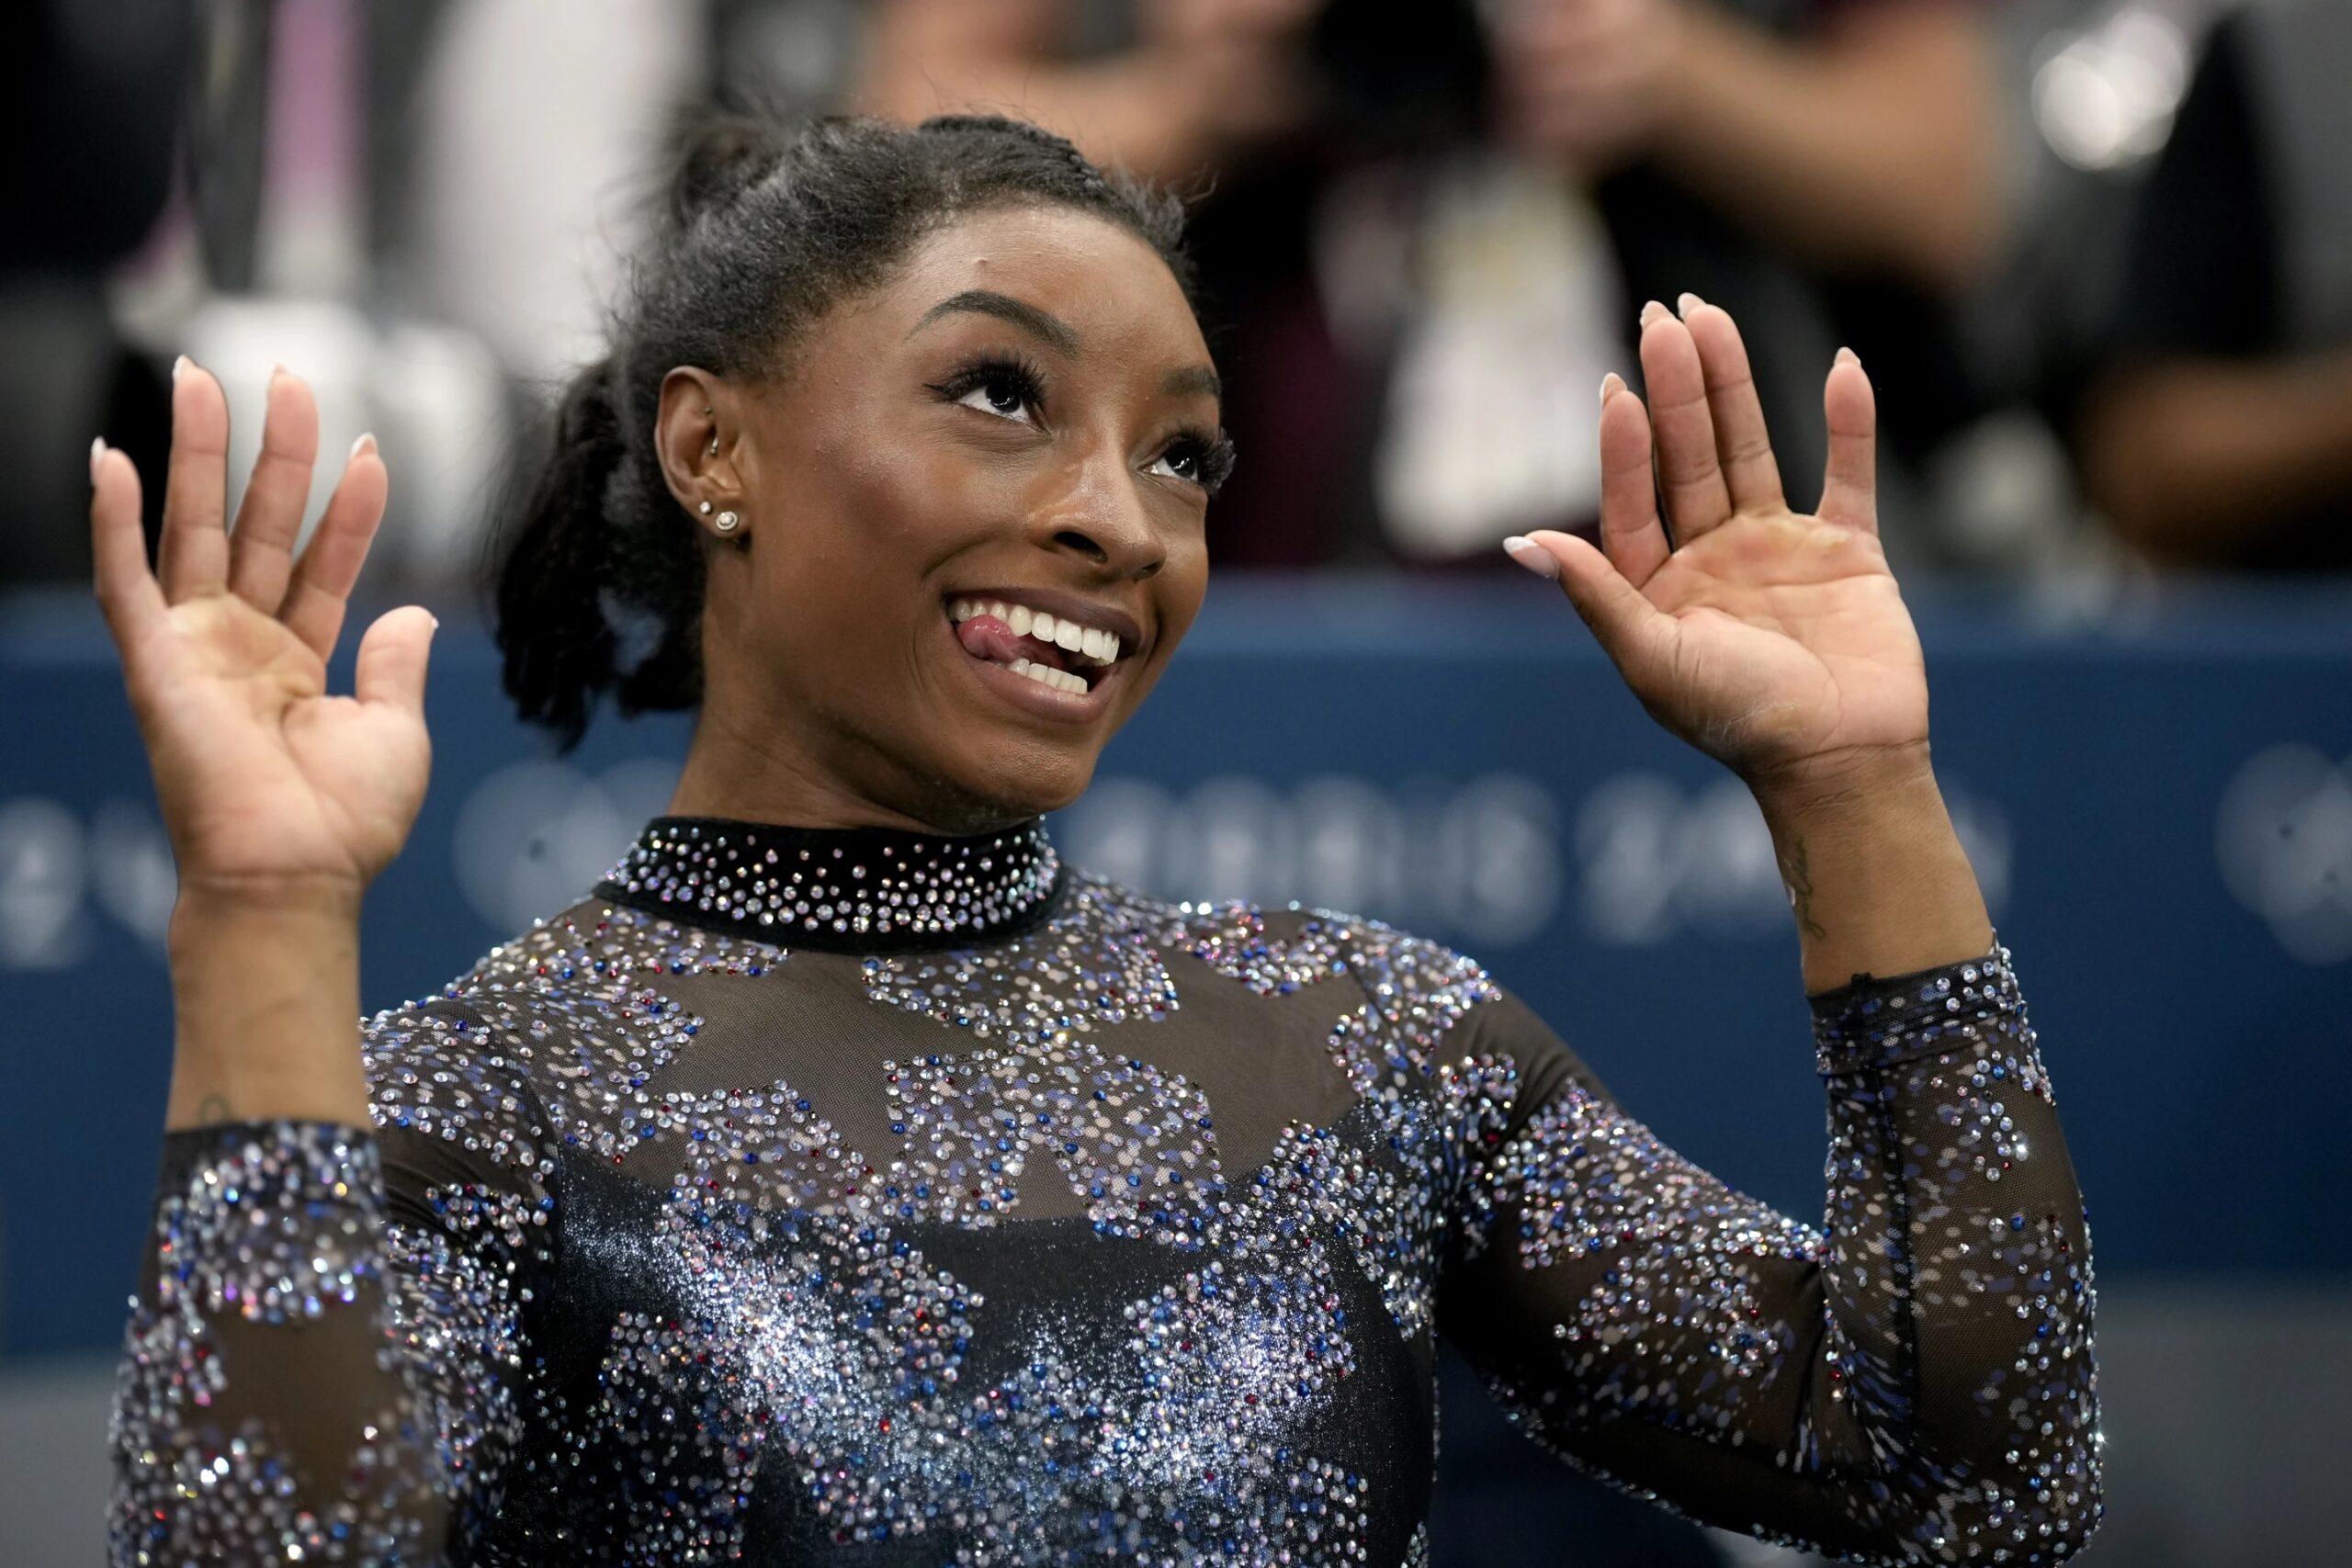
[197,1093,234,1124]
[1783,839,1828,941]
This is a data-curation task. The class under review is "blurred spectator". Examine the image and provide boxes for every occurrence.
[2075,0,2352,570]
[855,0,2006,571]
[0,0,190,585]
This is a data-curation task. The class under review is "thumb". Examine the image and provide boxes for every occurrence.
[354,605,438,719]
[1518,529,1673,679]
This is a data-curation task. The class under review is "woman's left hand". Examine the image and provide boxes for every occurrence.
[1512,298,1927,797]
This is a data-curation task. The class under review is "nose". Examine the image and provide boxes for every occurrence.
[1026,445,1166,580]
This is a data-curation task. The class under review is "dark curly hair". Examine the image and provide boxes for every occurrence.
[491,111,1193,749]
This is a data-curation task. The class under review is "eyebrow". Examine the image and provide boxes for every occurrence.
[912,289,1080,355]
[1162,366,1222,401]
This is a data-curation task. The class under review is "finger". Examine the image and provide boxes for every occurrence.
[90,441,165,646]
[1635,301,1733,544]
[1818,348,1878,535]
[227,367,321,614]
[354,604,438,720]
[157,356,232,601]
[1521,527,1676,682]
[1595,373,1671,586]
[279,434,389,660]
[1680,297,1784,514]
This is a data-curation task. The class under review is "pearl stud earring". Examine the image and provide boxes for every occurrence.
[697,501,713,515]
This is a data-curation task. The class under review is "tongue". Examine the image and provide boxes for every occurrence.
[956,614,1072,672]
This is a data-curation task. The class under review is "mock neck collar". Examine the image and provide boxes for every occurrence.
[594,815,1064,952]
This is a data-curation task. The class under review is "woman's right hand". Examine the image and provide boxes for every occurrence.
[92,360,436,914]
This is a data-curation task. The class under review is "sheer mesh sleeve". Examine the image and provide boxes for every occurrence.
[108,1000,558,1566]
[1437,942,2101,1564]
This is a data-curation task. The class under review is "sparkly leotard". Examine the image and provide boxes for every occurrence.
[110,817,2100,1565]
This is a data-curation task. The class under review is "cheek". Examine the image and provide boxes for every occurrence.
[756,438,976,640]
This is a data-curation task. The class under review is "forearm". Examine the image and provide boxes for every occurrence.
[1654,3,1999,288]
[2078,350,2352,563]
[1749,744,1992,996]
[165,886,371,1129]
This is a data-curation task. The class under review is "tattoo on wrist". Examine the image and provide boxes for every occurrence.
[196,1093,234,1124]
[1783,838,1828,940]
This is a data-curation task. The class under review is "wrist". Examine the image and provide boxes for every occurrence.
[168,875,365,960]
[1744,740,1939,832]
[165,887,369,1130]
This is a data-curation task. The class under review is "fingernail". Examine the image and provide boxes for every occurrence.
[350,432,378,460]
[89,436,107,485]
[1599,371,1626,405]
[1835,346,1860,367]
[1502,536,1560,581]
[269,362,291,385]
[1640,299,1672,329]
[425,612,441,632]
[1676,292,1702,319]
[171,354,190,383]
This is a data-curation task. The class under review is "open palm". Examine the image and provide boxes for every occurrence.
[92,363,435,900]
[1517,299,1927,788]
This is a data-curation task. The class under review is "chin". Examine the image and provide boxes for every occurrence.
[916,746,1097,832]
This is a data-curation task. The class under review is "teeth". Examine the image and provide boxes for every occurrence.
[1008,657,1087,696]
[948,598,1125,664]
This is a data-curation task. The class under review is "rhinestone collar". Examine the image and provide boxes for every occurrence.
[595,816,1065,952]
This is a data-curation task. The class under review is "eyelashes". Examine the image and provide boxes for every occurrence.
[929,351,1234,496]
[1163,430,1238,495]
[929,350,1049,423]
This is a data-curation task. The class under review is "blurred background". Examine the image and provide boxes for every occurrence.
[3,0,2348,1562]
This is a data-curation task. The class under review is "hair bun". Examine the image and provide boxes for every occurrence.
[663,107,793,231]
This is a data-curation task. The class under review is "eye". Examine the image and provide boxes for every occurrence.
[1149,430,1237,494]
[933,354,1046,427]
[1148,446,1200,483]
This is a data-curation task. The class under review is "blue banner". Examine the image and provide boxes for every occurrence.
[4,577,2348,1359]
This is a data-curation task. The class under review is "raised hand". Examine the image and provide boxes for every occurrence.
[1509,298,1927,797]
[92,361,436,909]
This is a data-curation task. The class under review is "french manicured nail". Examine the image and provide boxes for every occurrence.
[1676,291,1703,319]
[1638,299,1668,328]
[89,437,107,486]
[1502,536,1560,580]
[171,354,190,383]
[1835,346,1860,367]
[350,432,378,460]
[1600,371,1626,405]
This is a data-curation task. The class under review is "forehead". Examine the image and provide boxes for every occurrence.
[865,204,1208,366]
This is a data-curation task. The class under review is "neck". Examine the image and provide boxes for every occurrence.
[669,705,1023,836]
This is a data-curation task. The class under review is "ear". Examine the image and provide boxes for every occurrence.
[654,367,745,533]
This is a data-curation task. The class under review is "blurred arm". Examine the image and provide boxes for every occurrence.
[1501,0,2001,289]
[1654,2,2001,289]
[2077,352,2352,566]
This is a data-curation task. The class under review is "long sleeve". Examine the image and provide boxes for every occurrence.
[1437,942,2101,1564]
[108,1000,558,1566]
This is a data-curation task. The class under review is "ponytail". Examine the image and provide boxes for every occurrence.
[492,359,701,750]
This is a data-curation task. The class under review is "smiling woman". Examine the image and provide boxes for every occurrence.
[93,111,2099,1565]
